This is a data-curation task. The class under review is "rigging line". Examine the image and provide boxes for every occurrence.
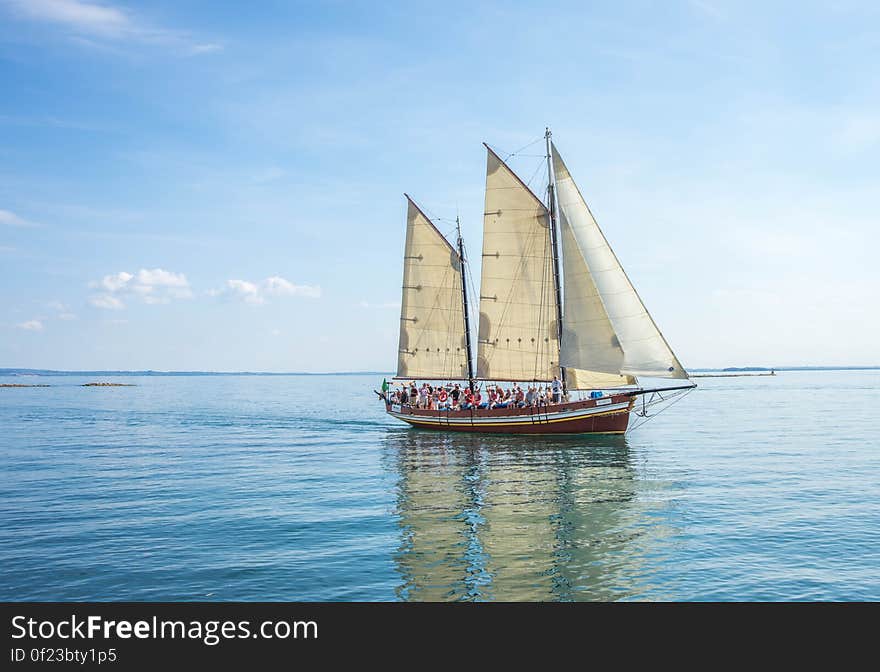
[525,158,547,191]
[464,252,479,318]
[461,238,480,374]
[486,215,544,379]
[409,264,454,369]
[418,204,458,236]
[625,388,693,434]
[502,136,544,162]
[535,206,553,380]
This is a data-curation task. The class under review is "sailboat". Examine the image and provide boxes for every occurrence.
[378,129,695,434]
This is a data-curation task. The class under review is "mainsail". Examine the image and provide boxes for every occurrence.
[477,147,559,382]
[396,196,469,380]
[552,144,688,379]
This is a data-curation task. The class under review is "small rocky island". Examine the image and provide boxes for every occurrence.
[82,382,136,387]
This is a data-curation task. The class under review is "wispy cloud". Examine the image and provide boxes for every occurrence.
[251,167,286,184]
[89,267,193,309]
[3,0,222,55]
[0,209,39,228]
[211,276,321,305]
[688,0,727,21]
[359,300,399,309]
[16,319,44,331]
[48,301,77,320]
[832,114,880,153]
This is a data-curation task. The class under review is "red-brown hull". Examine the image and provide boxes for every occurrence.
[385,394,634,435]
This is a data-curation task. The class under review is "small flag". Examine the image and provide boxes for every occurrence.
[381,378,389,393]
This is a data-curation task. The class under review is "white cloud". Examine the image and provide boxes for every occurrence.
[4,0,222,55]
[136,268,189,288]
[95,270,133,292]
[264,275,322,298]
[89,267,192,309]
[130,268,193,302]
[17,319,44,331]
[0,209,38,227]
[226,279,264,304]
[213,276,321,304]
[90,294,125,310]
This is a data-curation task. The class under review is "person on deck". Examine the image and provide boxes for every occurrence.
[501,389,512,408]
[537,387,548,407]
[451,384,461,409]
[475,390,485,409]
[438,387,449,409]
[488,387,498,409]
[462,389,475,410]
[551,376,562,404]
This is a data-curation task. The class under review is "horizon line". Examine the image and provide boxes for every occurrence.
[2,365,879,377]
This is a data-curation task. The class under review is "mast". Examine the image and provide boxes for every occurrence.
[456,215,476,391]
[545,127,567,392]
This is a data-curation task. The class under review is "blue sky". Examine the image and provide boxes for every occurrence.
[1,0,878,371]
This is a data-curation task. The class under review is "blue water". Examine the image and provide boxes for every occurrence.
[1,370,878,601]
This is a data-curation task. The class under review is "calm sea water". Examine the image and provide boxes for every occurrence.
[1,370,878,601]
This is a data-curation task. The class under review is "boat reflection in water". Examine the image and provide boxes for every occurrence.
[383,429,674,601]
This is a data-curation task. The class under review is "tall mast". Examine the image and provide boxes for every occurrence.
[456,216,476,391]
[545,127,567,391]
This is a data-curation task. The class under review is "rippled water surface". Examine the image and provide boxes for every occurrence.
[1,371,878,601]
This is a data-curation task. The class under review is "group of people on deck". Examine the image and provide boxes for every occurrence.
[388,376,565,411]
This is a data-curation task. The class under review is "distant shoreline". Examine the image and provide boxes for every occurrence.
[1,366,878,377]
[0,369,392,377]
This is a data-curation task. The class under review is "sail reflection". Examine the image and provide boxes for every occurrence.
[384,429,670,601]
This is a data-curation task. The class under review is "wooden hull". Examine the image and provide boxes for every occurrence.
[385,394,634,435]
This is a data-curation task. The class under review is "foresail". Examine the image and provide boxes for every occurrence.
[477,147,559,382]
[559,206,631,384]
[396,197,469,380]
[552,144,688,379]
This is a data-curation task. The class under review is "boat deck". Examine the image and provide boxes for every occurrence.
[385,392,634,434]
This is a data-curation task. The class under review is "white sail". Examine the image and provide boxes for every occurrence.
[559,207,635,387]
[396,197,469,380]
[566,367,635,389]
[552,144,688,379]
[477,147,559,382]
